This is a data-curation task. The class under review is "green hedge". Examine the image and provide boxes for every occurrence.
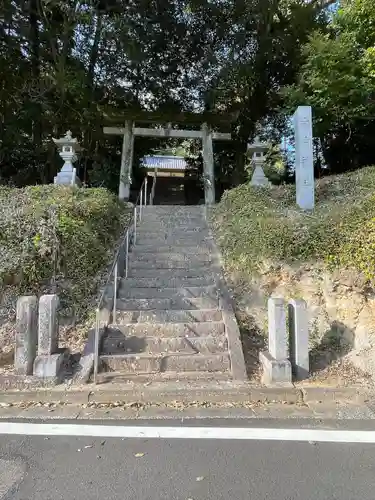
[0,185,129,314]
[211,166,375,282]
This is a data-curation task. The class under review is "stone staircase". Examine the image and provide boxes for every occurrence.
[97,205,247,383]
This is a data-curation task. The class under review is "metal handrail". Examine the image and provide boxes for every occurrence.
[93,175,152,384]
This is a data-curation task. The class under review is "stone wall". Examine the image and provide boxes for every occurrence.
[229,263,375,378]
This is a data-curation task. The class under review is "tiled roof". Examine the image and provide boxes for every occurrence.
[142,155,188,170]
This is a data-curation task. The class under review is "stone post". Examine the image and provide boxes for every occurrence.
[33,294,68,379]
[14,296,38,375]
[202,122,215,204]
[119,120,134,201]
[259,298,292,385]
[53,131,81,186]
[288,299,309,380]
[268,298,287,360]
[293,106,314,210]
[37,295,59,356]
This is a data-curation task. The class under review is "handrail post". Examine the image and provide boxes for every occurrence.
[144,177,148,207]
[113,262,118,324]
[140,188,143,220]
[134,206,137,244]
[94,308,100,384]
[125,230,129,278]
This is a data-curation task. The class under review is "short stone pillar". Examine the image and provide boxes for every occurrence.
[37,295,59,355]
[14,296,38,375]
[288,299,309,380]
[33,294,67,379]
[259,298,292,385]
[250,158,270,187]
[53,130,81,186]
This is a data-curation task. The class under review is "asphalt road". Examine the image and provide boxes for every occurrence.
[2,420,375,500]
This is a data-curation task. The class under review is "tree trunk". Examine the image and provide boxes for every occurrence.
[87,11,103,93]
[29,0,42,148]
[232,140,248,186]
[83,10,103,172]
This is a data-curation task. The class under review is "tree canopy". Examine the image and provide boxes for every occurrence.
[283,0,375,174]
[1,0,365,190]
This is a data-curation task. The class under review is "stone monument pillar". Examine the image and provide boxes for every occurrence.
[53,131,81,186]
[293,106,314,210]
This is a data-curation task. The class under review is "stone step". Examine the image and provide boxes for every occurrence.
[103,321,226,338]
[143,206,203,213]
[140,212,205,218]
[100,352,230,373]
[139,219,206,226]
[134,239,213,248]
[135,233,210,241]
[117,285,218,299]
[128,252,214,264]
[135,233,213,243]
[129,258,203,270]
[127,268,219,279]
[137,230,207,237]
[140,218,205,224]
[128,259,217,270]
[134,235,211,244]
[95,370,231,384]
[132,245,212,254]
[140,219,207,227]
[118,276,217,288]
[139,222,206,229]
[115,296,219,311]
[102,333,227,355]
[136,227,208,235]
[115,309,223,324]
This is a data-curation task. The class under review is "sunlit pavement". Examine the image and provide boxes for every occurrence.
[2,418,375,499]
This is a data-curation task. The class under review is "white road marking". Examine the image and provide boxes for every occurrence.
[0,422,375,443]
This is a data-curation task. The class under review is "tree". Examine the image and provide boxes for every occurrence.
[198,0,331,184]
[0,0,332,189]
[282,0,375,173]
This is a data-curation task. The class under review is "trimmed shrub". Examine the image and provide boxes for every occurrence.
[0,185,129,315]
[212,166,375,283]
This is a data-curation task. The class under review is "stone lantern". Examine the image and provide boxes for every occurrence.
[53,131,81,186]
[248,136,270,187]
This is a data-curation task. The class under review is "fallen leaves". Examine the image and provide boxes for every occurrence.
[0,402,12,408]
[80,400,260,411]
[0,401,67,410]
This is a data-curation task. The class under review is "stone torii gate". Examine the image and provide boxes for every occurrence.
[103,111,236,204]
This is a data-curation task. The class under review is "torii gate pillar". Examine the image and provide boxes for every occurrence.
[201,122,215,204]
[119,120,134,201]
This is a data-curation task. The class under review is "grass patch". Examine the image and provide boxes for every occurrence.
[212,165,375,282]
[0,185,130,321]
